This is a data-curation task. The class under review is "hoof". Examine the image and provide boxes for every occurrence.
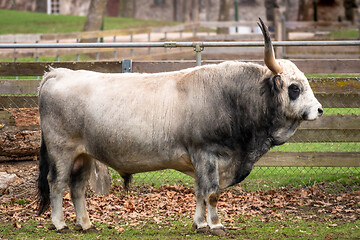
[75,225,98,233]
[197,226,210,233]
[191,223,210,233]
[210,227,227,236]
[48,224,56,230]
[83,226,99,233]
[74,224,82,231]
[56,226,71,233]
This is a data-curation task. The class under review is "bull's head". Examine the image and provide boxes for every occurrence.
[258,18,323,121]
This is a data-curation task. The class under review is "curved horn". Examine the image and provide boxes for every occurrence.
[257,18,282,74]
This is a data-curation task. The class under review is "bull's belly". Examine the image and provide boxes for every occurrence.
[89,148,195,177]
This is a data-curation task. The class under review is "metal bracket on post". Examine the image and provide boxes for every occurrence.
[122,59,132,73]
[193,43,204,66]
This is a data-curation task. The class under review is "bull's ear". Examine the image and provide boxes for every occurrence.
[271,74,283,93]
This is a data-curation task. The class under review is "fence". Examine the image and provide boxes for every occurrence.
[1,17,359,61]
[0,39,359,191]
[0,23,201,61]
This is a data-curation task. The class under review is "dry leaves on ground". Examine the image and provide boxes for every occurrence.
[0,182,359,232]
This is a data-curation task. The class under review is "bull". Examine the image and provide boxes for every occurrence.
[37,19,323,235]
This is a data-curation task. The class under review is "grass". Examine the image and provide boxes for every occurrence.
[110,165,360,192]
[0,9,176,35]
[329,29,359,39]
[0,54,94,63]
[0,216,358,239]
[305,73,360,78]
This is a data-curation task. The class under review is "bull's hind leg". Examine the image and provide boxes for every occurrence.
[47,151,72,232]
[70,154,97,232]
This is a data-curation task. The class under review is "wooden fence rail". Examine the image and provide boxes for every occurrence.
[0,60,359,167]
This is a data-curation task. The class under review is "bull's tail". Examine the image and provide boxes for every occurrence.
[37,133,51,215]
[122,174,133,192]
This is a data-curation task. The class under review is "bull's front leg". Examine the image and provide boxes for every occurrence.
[192,151,226,236]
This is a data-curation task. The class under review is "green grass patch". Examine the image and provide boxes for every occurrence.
[0,216,358,239]
[329,29,359,39]
[233,216,360,240]
[0,54,94,63]
[306,73,360,78]
[110,166,360,192]
[324,108,360,115]
[0,9,177,35]
[245,166,359,191]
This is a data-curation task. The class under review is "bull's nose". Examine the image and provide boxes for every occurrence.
[318,107,323,117]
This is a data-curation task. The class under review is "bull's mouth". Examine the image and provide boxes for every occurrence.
[301,112,309,121]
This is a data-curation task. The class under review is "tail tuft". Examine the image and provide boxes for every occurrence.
[122,174,133,192]
[37,133,51,215]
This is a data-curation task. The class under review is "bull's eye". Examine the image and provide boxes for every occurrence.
[288,84,300,100]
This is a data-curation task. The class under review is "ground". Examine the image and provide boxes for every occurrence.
[0,160,359,238]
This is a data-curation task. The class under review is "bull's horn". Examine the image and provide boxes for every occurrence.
[257,18,282,74]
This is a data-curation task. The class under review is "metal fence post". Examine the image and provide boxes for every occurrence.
[194,44,203,66]
[130,32,134,57]
[113,35,117,59]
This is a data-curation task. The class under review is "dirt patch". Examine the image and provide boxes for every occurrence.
[0,161,38,200]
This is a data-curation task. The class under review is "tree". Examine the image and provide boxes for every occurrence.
[298,0,312,21]
[265,0,279,21]
[119,0,134,18]
[35,0,47,13]
[217,0,231,34]
[344,0,358,22]
[83,0,107,35]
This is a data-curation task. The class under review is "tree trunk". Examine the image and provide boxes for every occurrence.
[344,0,358,22]
[217,0,231,34]
[192,0,200,22]
[119,0,134,18]
[82,0,107,42]
[265,0,279,21]
[35,0,47,13]
[183,0,192,22]
[298,0,312,21]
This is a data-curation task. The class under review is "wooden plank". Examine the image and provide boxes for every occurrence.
[0,33,41,42]
[40,33,79,41]
[308,78,360,94]
[200,21,260,28]
[299,114,360,130]
[0,80,40,95]
[199,33,264,41]
[292,59,360,74]
[257,151,360,167]
[289,129,360,142]
[0,60,359,76]
[0,61,123,76]
[315,93,359,108]
[285,21,355,32]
